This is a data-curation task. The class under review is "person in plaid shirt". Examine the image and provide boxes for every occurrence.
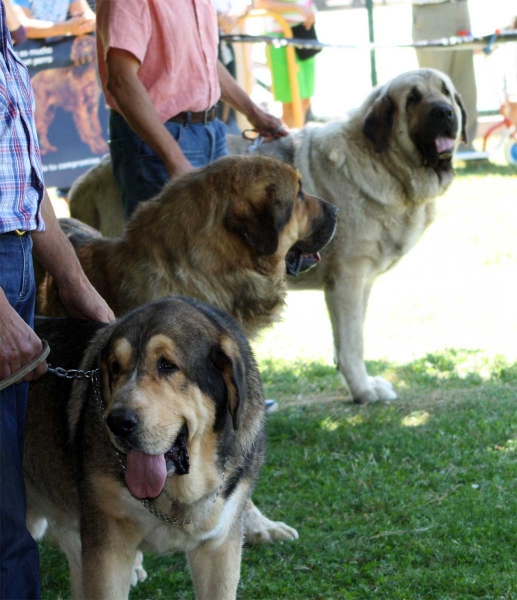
[0,3,114,596]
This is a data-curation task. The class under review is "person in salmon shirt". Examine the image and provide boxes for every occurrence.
[96,0,288,219]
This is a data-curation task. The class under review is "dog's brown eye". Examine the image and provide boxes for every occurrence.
[406,87,422,109]
[158,357,178,375]
[442,84,451,98]
[111,361,120,377]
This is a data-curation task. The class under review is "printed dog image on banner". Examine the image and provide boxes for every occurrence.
[14,34,109,188]
[31,35,108,156]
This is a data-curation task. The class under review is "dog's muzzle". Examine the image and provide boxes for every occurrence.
[414,102,458,168]
[106,408,190,499]
[286,200,338,276]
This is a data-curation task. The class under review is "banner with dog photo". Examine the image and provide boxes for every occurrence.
[14,34,109,188]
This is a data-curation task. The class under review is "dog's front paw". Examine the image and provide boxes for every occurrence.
[352,377,397,404]
[244,504,299,545]
[130,550,148,587]
[369,376,397,402]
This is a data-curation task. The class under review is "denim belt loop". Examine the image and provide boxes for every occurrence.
[184,111,192,128]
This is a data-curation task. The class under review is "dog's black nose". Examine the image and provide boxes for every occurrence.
[322,199,339,219]
[430,103,455,123]
[106,408,139,437]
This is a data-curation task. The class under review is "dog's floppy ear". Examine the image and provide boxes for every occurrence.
[225,184,282,256]
[362,92,396,153]
[211,338,246,430]
[68,323,113,441]
[455,93,468,144]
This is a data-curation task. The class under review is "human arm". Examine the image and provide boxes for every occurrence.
[254,0,315,28]
[31,191,115,323]
[217,11,238,34]
[217,60,288,140]
[4,1,22,31]
[9,4,95,38]
[1,192,114,383]
[105,48,193,179]
[0,290,47,382]
[3,1,26,44]
[70,0,95,19]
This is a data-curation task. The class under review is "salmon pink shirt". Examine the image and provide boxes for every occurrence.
[96,0,221,123]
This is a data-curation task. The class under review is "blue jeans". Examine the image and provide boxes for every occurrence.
[0,233,40,600]
[109,110,229,220]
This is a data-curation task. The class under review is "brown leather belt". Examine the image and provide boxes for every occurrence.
[167,106,217,126]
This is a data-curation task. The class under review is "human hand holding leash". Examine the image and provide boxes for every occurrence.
[247,108,288,142]
[0,291,48,383]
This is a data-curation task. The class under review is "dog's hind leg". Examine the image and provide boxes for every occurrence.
[130,550,147,588]
[49,526,84,600]
[243,500,298,545]
[25,483,48,541]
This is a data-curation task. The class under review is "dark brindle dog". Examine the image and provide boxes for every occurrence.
[37,155,338,546]
[25,297,266,600]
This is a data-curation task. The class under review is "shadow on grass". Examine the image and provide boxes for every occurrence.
[259,349,517,400]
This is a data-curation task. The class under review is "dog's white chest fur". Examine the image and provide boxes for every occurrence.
[136,486,244,555]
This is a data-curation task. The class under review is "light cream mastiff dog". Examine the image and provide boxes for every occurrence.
[68,69,466,403]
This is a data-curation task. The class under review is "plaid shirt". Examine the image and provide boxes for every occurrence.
[0,1,44,234]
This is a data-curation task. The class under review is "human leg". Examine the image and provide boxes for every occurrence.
[109,111,228,220]
[0,234,40,600]
[109,110,171,220]
[412,2,477,147]
[449,3,477,145]
[208,119,229,162]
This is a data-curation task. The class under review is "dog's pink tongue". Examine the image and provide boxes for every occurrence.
[125,450,166,499]
[435,137,455,153]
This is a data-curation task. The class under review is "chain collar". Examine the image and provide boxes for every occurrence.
[48,365,227,526]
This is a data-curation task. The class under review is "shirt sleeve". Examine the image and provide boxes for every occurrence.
[96,0,152,65]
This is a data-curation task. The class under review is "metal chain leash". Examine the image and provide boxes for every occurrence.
[47,365,227,526]
[48,365,98,380]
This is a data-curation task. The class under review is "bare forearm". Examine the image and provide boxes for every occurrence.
[217,60,259,121]
[22,19,71,38]
[31,191,86,288]
[254,0,301,13]
[107,70,191,177]
[9,7,71,38]
[217,61,287,139]
[31,192,115,322]
[4,1,22,30]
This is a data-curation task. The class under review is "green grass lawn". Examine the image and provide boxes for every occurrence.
[40,163,517,599]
